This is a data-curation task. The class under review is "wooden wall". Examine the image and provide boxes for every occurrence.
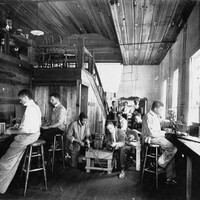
[82,69,106,135]
[33,68,107,134]
[117,65,159,110]
[33,84,78,129]
[0,60,30,124]
[158,2,200,123]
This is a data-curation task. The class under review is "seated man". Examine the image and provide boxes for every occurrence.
[132,113,142,132]
[118,129,140,178]
[67,112,90,168]
[0,89,41,194]
[40,92,67,156]
[142,100,177,184]
[106,121,126,173]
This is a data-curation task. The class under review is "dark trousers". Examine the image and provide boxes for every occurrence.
[120,145,134,170]
[40,127,64,156]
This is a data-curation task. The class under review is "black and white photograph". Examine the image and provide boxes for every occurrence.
[0,0,200,199]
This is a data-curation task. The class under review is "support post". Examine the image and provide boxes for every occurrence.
[76,80,82,115]
[78,37,85,68]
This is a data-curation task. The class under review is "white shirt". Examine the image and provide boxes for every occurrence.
[119,117,128,131]
[142,109,164,138]
[19,99,41,133]
[50,102,67,131]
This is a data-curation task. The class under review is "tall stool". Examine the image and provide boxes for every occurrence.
[141,143,165,189]
[21,140,48,196]
[48,133,65,172]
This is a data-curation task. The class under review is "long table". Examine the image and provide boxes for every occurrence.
[172,135,200,200]
[0,134,14,157]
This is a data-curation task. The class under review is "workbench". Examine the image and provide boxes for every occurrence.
[85,149,113,174]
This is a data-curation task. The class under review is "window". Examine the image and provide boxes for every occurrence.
[188,49,200,124]
[172,69,179,120]
[161,80,167,118]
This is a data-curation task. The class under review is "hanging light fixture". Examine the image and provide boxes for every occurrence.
[30,2,44,36]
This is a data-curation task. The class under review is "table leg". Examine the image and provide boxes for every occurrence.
[186,156,192,200]
[136,145,141,171]
[86,158,91,173]
[107,159,112,174]
[91,159,94,167]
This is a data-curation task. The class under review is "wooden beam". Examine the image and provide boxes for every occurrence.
[1,29,32,47]
[119,41,176,45]
[32,80,76,86]
[0,98,20,105]
[32,68,82,82]
[84,47,92,58]
[4,33,10,54]
[88,56,92,74]
[110,2,129,64]
[28,40,35,65]
[0,52,31,68]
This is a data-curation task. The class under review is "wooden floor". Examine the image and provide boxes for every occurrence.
[1,155,200,200]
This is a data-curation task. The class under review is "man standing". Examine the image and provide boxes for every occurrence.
[108,101,118,121]
[67,112,90,168]
[131,97,141,129]
[0,89,41,194]
[121,101,130,119]
[117,112,128,132]
[41,92,67,154]
[142,100,177,184]
[132,113,142,132]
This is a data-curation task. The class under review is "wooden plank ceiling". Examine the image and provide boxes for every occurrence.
[0,0,196,65]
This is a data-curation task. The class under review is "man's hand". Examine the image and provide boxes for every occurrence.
[74,139,84,146]
[111,142,116,148]
[4,128,12,135]
[111,142,121,149]
[79,141,84,146]
[41,125,49,130]
[128,135,136,142]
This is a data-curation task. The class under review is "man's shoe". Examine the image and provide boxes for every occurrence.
[65,153,71,159]
[119,170,125,179]
[165,178,177,185]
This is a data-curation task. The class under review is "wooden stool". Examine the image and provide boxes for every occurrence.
[48,133,65,172]
[21,140,48,196]
[85,149,113,174]
[141,143,165,189]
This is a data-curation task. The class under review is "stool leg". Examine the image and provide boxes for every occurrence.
[41,144,48,190]
[141,146,148,183]
[61,135,65,171]
[136,145,141,171]
[37,146,41,167]
[19,148,28,188]
[155,147,158,190]
[24,146,32,196]
[51,135,56,172]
